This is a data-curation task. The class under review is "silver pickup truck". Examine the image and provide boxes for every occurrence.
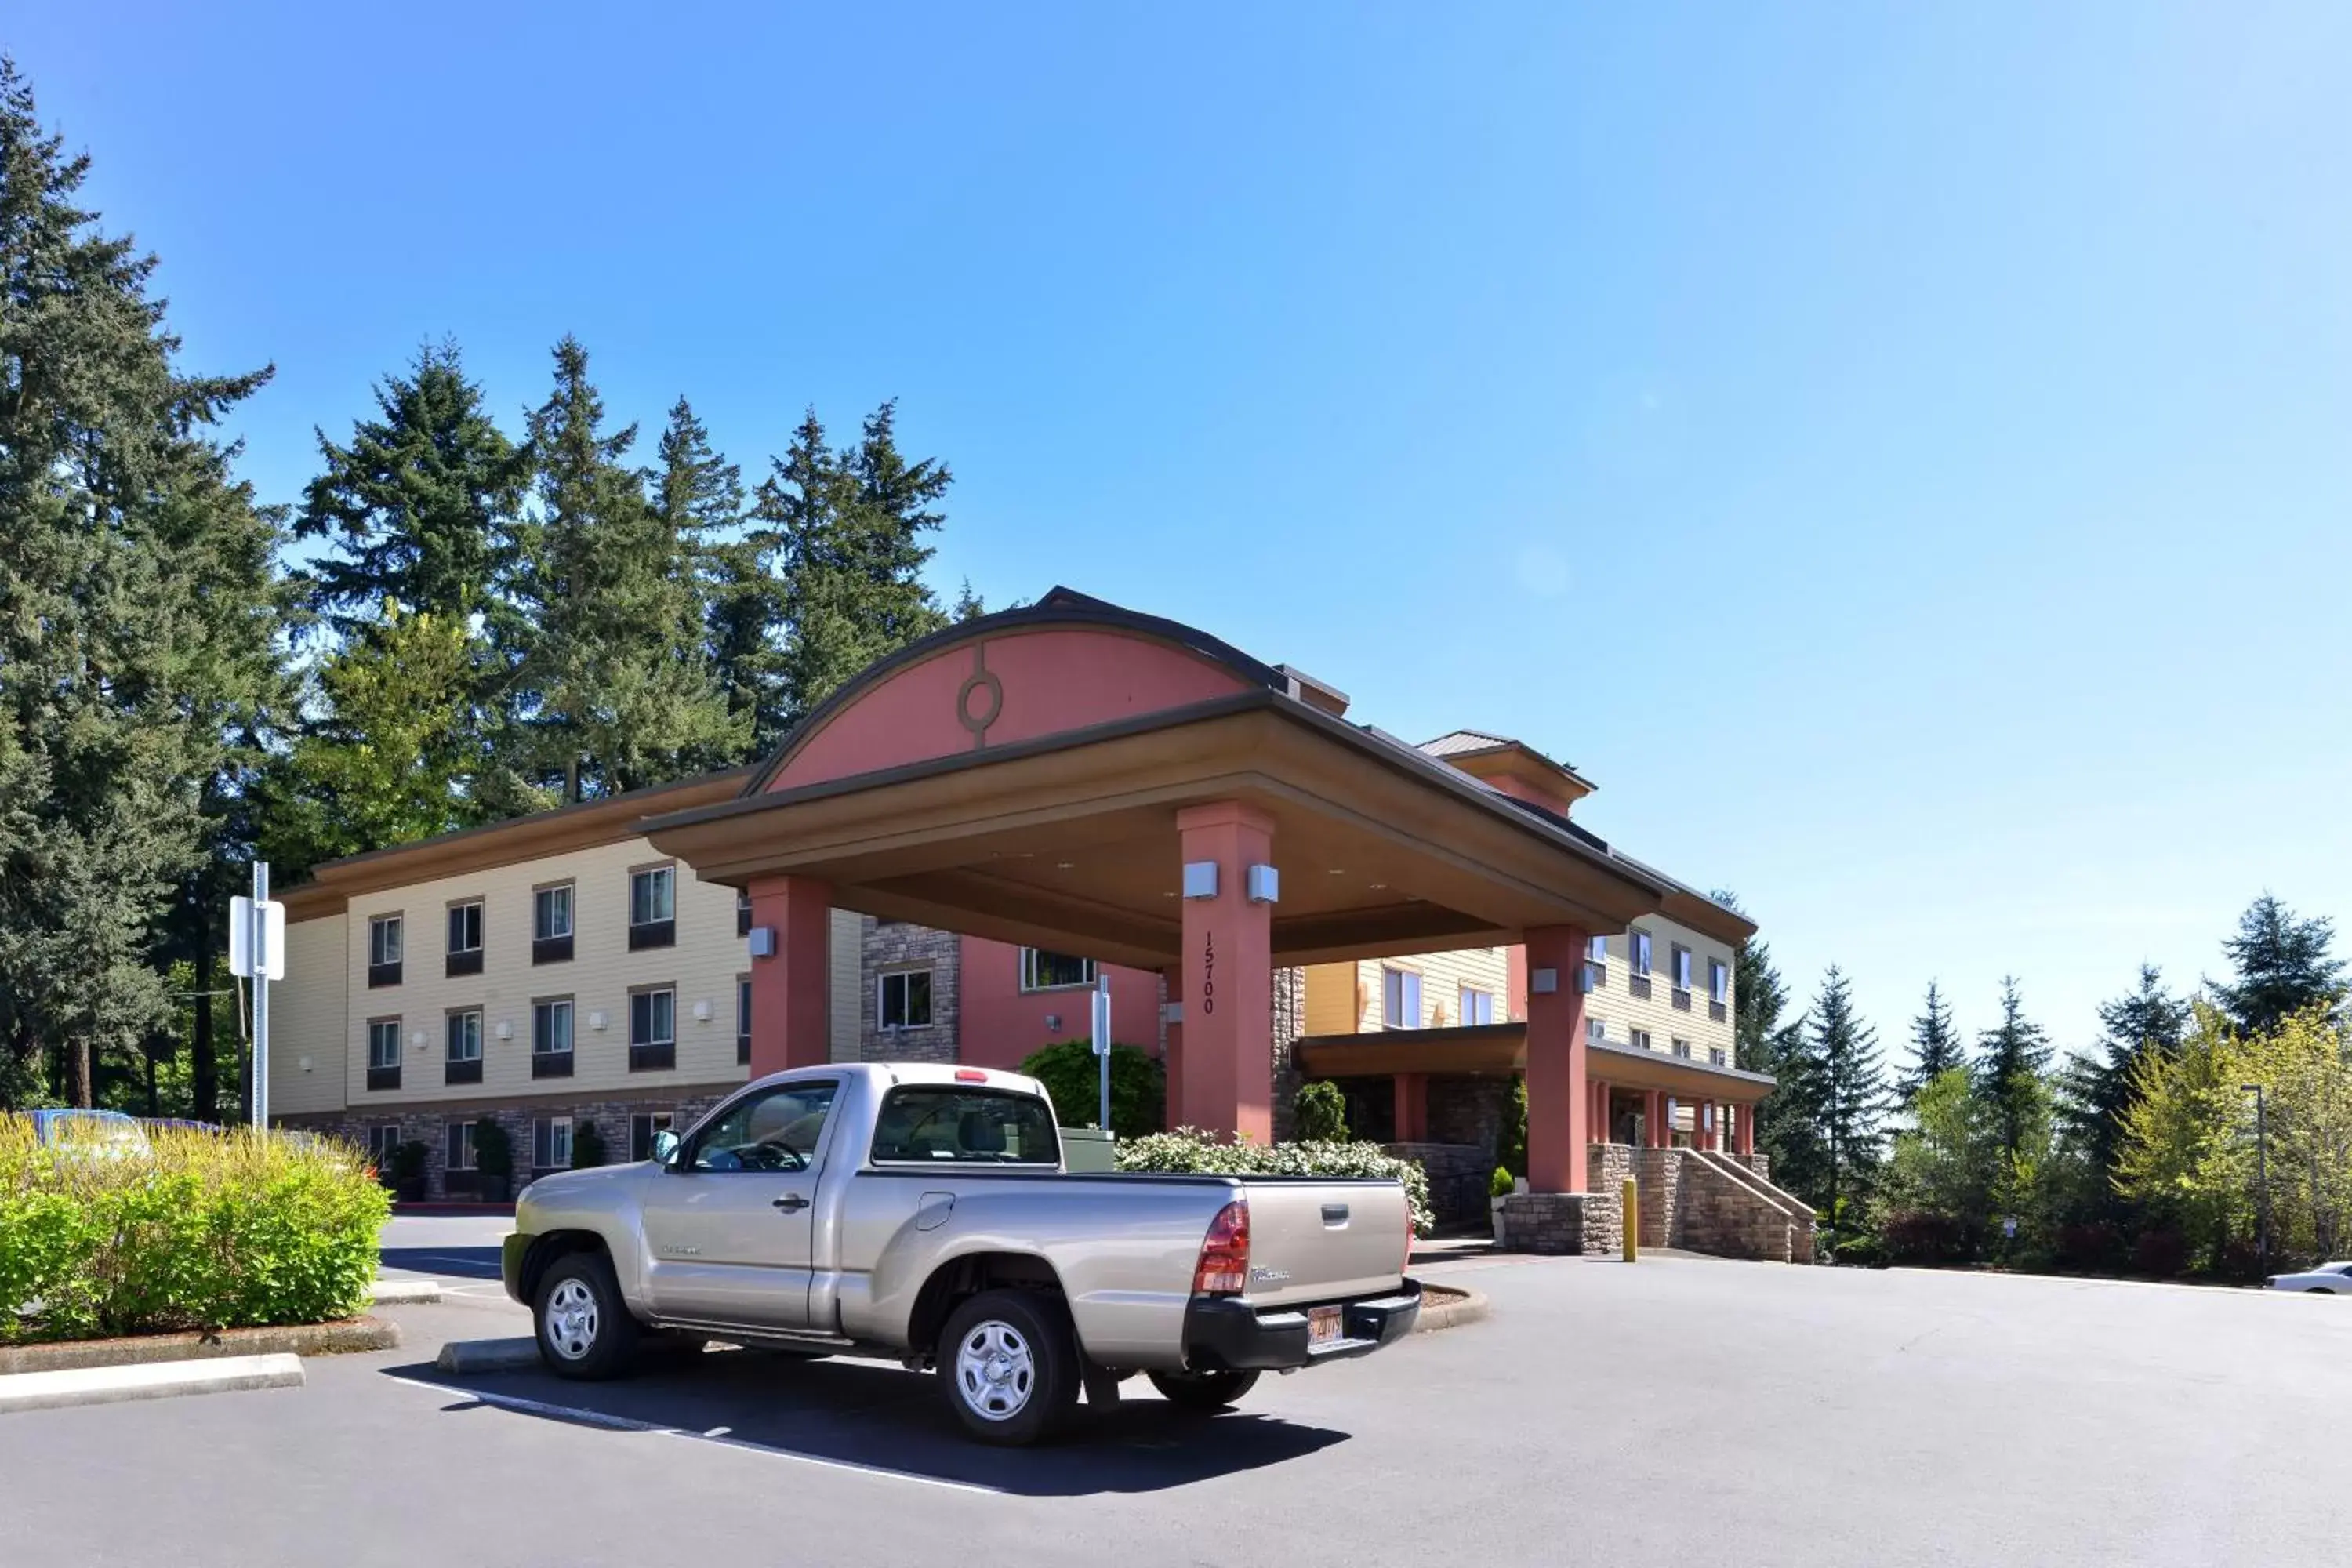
[501,1062,1421,1443]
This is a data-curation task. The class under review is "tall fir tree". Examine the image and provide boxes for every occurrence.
[652,396,774,760]
[510,338,741,796]
[0,59,288,1108]
[2211,895,2345,1037]
[1713,892,1817,1188]
[1974,976,2053,1170]
[1809,967,1890,1230]
[759,403,951,731]
[2056,963,2190,1214]
[294,339,526,631]
[1900,982,1964,1100]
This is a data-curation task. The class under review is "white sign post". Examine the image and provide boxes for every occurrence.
[1091,973,1113,1131]
[228,862,283,1131]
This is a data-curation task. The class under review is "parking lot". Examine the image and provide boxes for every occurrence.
[5,1217,2349,1566]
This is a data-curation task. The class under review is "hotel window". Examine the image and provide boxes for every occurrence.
[630,987,677,1070]
[1710,959,1730,1005]
[1630,1028,1653,1051]
[737,975,752,1065]
[628,865,676,950]
[1709,1046,1727,1065]
[445,899,485,977]
[366,1125,402,1167]
[630,1111,673,1163]
[1672,944,1692,991]
[879,968,933,1030]
[1587,1016,1606,1044]
[1587,934,1608,964]
[533,883,574,964]
[1630,930,1653,975]
[737,887,752,938]
[1459,985,1495,1028]
[532,1116,573,1171]
[1671,1036,1693,1059]
[366,1018,401,1091]
[445,1010,483,1084]
[1381,967,1422,1029]
[1020,949,1097,992]
[532,999,573,1078]
[445,1120,477,1171]
[368,913,403,986]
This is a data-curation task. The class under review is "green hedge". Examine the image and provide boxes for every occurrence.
[0,1120,390,1344]
[1019,1040,1165,1139]
[1116,1127,1435,1237]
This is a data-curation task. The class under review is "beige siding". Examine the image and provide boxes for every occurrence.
[1583,916,1737,1068]
[270,913,349,1115]
[828,907,862,1062]
[1352,947,1511,1031]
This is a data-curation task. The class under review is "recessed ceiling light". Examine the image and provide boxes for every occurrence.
[1327,868,1346,876]
[1368,883,1388,891]
[1056,861,1075,870]
[1162,891,1177,898]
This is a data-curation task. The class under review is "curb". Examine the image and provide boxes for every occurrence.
[1411,1282,1490,1332]
[369,1279,443,1305]
[0,1317,398,1377]
[437,1337,542,1374]
[0,1352,303,1415]
[394,1202,517,1217]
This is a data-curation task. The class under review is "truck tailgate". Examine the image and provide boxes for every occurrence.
[1238,1181,1410,1309]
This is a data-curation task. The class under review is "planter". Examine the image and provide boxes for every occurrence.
[1490,1196,1509,1248]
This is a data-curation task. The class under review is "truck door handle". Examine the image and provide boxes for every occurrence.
[771,1194,809,1214]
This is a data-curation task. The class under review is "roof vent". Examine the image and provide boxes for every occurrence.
[1274,664,1350,718]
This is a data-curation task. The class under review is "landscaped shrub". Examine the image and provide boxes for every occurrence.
[1497,1076,1528,1181]
[473,1119,514,1202]
[388,1140,429,1200]
[2131,1228,2189,1279]
[0,1120,390,1344]
[1877,1208,1975,1266]
[2053,1223,2124,1273]
[572,1120,608,1169]
[2211,1237,2266,1283]
[1292,1080,1348,1142]
[1490,1165,1515,1199]
[1018,1040,1165,1139]
[1116,1127,1434,1237]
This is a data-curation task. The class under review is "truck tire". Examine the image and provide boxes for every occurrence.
[1148,1369,1259,1412]
[938,1289,1079,1445]
[534,1251,639,1381]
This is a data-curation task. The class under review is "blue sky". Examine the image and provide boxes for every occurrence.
[16,4,2352,1063]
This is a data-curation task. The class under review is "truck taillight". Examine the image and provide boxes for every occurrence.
[1193,1199,1250,1295]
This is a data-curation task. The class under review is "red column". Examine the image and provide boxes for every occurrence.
[1645,1089,1667,1148]
[1523,924,1592,1193]
[1160,968,1185,1131]
[746,874,831,1076]
[1592,1079,1613,1144]
[1176,802,1275,1144]
[1394,1073,1429,1143]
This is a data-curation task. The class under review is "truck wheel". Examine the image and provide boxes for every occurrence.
[534,1251,639,1381]
[1148,1369,1259,1411]
[938,1289,1078,1445]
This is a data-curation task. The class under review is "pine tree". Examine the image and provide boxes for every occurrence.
[2056,964,2189,1219]
[0,59,286,1108]
[1712,892,1817,1186]
[1900,982,1964,1100]
[760,404,951,730]
[294,339,526,630]
[1809,967,1889,1232]
[652,396,773,760]
[2212,895,2346,1037]
[510,339,742,797]
[1974,976,2053,1170]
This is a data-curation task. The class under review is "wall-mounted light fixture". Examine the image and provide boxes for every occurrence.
[1181,860,1219,899]
[587,1011,608,1032]
[494,1019,513,1041]
[692,999,713,1022]
[747,927,775,958]
[1530,967,1559,995]
[1246,864,1280,904]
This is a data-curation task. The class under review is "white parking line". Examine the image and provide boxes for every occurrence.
[383,1375,1004,1495]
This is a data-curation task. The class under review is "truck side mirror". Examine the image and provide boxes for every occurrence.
[651,1129,681,1166]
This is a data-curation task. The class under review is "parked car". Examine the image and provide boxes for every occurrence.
[503,1062,1421,1445]
[2267,1261,2352,1293]
[23,1109,151,1157]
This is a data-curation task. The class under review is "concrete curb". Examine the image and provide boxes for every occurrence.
[436,1337,543,1374]
[368,1279,443,1305]
[0,1317,398,1376]
[1412,1283,1490,1332]
[0,1353,303,1415]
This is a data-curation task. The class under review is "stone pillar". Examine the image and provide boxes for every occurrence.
[1523,924,1592,1193]
[1160,968,1184,1131]
[1176,802,1275,1143]
[747,874,831,1075]
[1394,1072,1429,1143]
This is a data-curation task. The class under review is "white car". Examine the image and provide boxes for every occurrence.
[2267,1262,2352,1293]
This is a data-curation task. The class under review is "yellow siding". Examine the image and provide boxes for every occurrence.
[270,913,349,1115]
[1355,947,1510,1030]
[1583,916,1737,1066]
[1301,963,1359,1036]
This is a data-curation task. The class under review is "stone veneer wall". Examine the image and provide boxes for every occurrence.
[1427,1076,1513,1162]
[1384,1142,1490,1226]
[860,919,960,1063]
[1629,1147,1686,1249]
[1679,1155,1806,1261]
[294,1088,736,1200]
[1269,966,1305,1142]
[1498,1187,1624,1256]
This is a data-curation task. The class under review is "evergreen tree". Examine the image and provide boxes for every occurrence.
[759,403,951,729]
[510,337,742,796]
[294,339,526,630]
[1809,967,1889,1232]
[1974,976,2053,1171]
[0,59,285,1108]
[1900,982,1964,1101]
[2056,964,2190,1197]
[2212,895,2346,1037]
[1713,892,1817,1185]
[652,396,773,760]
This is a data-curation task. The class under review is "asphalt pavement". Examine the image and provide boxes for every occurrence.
[5,1218,2349,1566]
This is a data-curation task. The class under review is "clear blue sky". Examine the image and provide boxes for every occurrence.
[17,3,2352,1065]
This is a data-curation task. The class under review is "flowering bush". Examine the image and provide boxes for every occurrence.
[0,1120,390,1343]
[1116,1127,1434,1236]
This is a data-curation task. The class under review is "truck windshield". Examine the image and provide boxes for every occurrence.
[870,1087,1061,1166]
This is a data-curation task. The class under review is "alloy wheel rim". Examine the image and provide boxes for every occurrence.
[546,1277,601,1360]
[953,1319,1036,1420]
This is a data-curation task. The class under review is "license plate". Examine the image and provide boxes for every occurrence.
[1308,1305,1344,1347]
